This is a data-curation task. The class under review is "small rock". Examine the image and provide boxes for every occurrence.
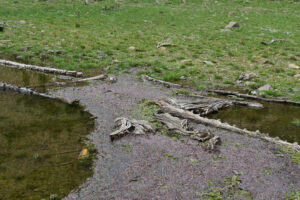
[238,72,257,81]
[112,59,120,63]
[180,76,186,80]
[294,74,300,79]
[158,46,166,51]
[180,59,190,63]
[19,20,26,24]
[251,84,272,95]
[203,61,215,66]
[258,84,272,91]
[16,55,24,60]
[107,76,117,83]
[225,21,239,28]
[128,46,135,50]
[289,63,300,69]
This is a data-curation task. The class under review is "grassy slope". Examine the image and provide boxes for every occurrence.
[0,0,300,100]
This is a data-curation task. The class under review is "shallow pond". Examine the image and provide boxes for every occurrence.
[0,91,95,200]
[209,102,300,143]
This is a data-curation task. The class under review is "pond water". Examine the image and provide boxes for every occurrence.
[0,66,69,92]
[0,91,95,200]
[209,102,300,143]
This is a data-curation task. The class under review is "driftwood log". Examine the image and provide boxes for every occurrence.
[141,75,300,106]
[0,59,83,77]
[31,74,107,89]
[156,100,300,152]
[0,82,55,99]
[110,118,156,141]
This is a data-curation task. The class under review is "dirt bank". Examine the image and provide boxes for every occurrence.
[52,73,299,200]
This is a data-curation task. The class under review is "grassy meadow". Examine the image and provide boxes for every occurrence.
[0,0,300,100]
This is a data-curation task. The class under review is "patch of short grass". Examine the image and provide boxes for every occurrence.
[0,0,299,97]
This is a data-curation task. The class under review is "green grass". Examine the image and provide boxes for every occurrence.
[0,0,300,99]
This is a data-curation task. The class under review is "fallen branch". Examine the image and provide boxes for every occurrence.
[156,100,300,152]
[110,118,156,141]
[0,59,83,77]
[142,75,300,106]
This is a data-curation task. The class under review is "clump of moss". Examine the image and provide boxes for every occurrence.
[291,118,300,127]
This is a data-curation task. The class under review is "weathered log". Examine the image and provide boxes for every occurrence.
[205,89,300,106]
[142,75,300,106]
[30,74,107,89]
[156,100,300,152]
[154,113,214,142]
[110,118,156,141]
[0,82,55,99]
[165,98,233,116]
[0,59,83,77]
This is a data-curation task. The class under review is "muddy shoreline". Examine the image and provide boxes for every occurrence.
[49,73,299,200]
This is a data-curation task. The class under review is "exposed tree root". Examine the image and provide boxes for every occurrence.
[142,75,300,106]
[110,118,156,141]
[0,59,83,77]
[156,99,300,152]
[154,113,213,141]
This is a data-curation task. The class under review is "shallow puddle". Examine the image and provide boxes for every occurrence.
[0,91,95,200]
[209,102,300,143]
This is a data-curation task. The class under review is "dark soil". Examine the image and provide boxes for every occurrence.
[52,73,299,200]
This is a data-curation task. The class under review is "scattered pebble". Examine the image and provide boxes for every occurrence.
[18,20,26,24]
[179,76,186,80]
[294,74,300,79]
[289,63,300,69]
[128,46,135,50]
[113,59,121,63]
[225,21,239,28]
[238,72,257,81]
[107,76,117,83]
[203,61,215,66]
